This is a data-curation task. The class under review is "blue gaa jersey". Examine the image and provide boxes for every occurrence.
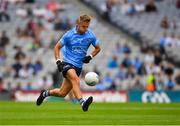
[59,27,99,68]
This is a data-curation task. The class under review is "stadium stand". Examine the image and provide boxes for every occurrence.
[0,0,180,94]
[81,0,180,63]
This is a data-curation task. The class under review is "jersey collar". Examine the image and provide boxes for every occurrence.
[74,26,88,35]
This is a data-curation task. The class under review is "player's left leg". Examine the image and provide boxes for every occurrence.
[67,90,78,103]
[66,69,93,111]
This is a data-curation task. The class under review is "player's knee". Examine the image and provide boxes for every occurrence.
[71,77,80,85]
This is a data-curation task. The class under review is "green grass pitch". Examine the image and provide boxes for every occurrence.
[0,101,180,125]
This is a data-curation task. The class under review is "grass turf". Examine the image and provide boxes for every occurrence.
[0,101,180,125]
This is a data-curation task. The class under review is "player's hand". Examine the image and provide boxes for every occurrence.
[83,55,93,63]
[56,59,64,72]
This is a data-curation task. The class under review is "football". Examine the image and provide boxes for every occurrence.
[84,72,99,86]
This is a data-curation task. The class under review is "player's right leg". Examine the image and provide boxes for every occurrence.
[36,79,72,106]
[49,79,72,97]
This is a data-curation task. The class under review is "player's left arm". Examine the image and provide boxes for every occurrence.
[90,34,101,58]
[90,44,101,58]
[83,33,101,63]
[83,44,101,63]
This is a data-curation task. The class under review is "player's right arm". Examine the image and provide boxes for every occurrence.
[54,42,64,72]
[54,42,63,61]
[54,30,70,60]
[54,30,70,72]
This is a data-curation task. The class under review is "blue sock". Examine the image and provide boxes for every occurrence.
[78,98,84,106]
[42,90,49,97]
[71,98,78,104]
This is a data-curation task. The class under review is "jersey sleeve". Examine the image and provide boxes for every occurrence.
[58,31,70,46]
[91,34,99,47]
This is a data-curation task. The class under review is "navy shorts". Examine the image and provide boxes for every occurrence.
[62,62,82,78]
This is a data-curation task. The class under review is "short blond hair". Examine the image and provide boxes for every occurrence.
[77,14,91,23]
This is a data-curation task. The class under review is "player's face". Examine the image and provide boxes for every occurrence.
[77,22,90,34]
